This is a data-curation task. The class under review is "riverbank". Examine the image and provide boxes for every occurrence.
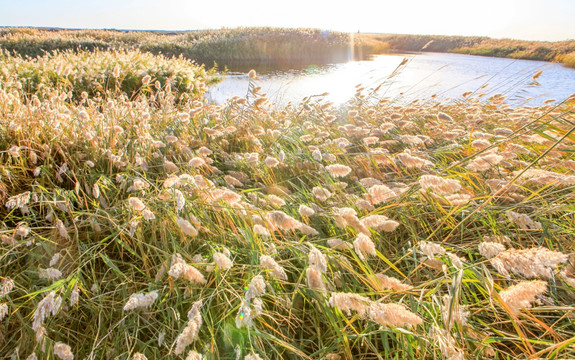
[0,27,379,68]
[1,27,574,69]
[359,33,575,68]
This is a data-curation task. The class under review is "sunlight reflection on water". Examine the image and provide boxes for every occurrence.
[205,53,575,107]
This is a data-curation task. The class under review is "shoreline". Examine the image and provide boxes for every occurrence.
[1,27,574,70]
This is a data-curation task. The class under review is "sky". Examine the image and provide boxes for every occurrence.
[1,0,574,41]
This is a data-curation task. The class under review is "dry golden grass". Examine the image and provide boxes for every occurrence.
[0,49,574,359]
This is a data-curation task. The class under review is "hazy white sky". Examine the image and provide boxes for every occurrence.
[1,0,574,41]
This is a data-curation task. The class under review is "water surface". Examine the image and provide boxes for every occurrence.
[206,53,575,106]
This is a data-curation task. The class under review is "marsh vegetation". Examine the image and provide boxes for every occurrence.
[2,27,575,69]
[0,33,574,360]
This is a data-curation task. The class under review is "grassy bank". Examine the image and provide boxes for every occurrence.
[0,27,381,69]
[2,28,574,71]
[0,49,220,100]
[1,49,575,359]
[360,33,575,68]
[556,51,575,68]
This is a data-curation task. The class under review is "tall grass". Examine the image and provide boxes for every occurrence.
[557,51,575,68]
[3,27,575,71]
[0,49,574,360]
[0,28,380,69]
[360,33,575,67]
[358,33,488,53]
[0,49,220,100]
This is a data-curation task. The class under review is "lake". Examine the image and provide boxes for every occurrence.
[205,52,575,107]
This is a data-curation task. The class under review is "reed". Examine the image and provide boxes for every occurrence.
[0,27,380,69]
[557,51,575,68]
[3,27,574,70]
[360,33,575,67]
[0,49,574,359]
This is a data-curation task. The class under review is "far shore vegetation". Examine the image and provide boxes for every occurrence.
[1,27,574,70]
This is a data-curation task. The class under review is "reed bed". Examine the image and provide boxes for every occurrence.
[357,34,575,68]
[0,28,376,68]
[3,28,574,70]
[0,49,220,100]
[557,51,575,69]
[0,49,575,360]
